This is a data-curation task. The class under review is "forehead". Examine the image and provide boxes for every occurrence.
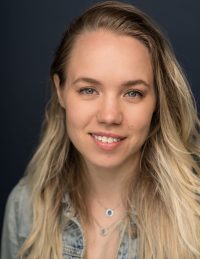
[66,30,153,86]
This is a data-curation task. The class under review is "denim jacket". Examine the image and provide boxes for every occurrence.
[1,178,138,259]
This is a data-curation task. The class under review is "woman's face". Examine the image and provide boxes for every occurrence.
[55,30,156,171]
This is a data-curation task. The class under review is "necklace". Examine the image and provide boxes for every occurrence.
[93,216,125,236]
[96,199,121,217]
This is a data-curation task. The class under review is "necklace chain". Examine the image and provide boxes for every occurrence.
[93,215,125,236]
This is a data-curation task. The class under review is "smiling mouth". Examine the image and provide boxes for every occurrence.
[90,133,126,144]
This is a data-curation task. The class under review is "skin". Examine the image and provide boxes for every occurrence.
[54,30,156,258]
[55,29,155,181]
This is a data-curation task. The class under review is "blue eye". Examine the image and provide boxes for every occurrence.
[79,87,97,95]
[125,90,143,98]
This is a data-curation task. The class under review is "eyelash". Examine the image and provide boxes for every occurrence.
[78,87,143,98]
[78,87,98,95]
[124,90,143,98]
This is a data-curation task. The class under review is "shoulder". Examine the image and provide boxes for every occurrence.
[1,177,33,259]
[6,177,32,236]
[6,177,30,205]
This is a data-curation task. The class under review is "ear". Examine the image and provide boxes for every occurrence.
[53,74,65,108]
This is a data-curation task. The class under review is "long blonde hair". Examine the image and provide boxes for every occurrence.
[19,1,200,258]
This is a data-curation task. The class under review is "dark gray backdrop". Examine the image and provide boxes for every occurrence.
[1,0,200,235]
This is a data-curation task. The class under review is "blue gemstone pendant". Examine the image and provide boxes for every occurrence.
[105,208,114,217]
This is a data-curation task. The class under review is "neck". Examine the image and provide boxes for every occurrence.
[85,157,139,204]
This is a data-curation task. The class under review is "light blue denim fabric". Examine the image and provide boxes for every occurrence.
[1,178,137,259]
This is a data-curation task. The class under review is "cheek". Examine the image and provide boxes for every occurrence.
[65,107,83,131]
[65,100,94,132]
[130,95,156,128]
[128,108,154,133]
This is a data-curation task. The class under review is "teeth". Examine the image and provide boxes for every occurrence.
[93,135,120,143]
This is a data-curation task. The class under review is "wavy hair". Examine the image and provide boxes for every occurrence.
[19,1,200,258]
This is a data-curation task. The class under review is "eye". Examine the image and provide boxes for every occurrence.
[79,87,98,95]
[124,90,143,98]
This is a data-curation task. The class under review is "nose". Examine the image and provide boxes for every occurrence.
[96,95,123,125]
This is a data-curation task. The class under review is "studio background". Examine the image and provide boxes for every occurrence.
[1,0,200,235]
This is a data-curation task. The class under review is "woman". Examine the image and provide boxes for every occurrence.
[1,1,200,258]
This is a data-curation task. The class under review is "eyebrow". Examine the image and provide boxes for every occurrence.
[72,77,150,88]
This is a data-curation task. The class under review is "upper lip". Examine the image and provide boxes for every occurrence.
[90,132,125,139]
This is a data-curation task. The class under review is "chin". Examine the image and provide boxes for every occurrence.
[86,158,127,170]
